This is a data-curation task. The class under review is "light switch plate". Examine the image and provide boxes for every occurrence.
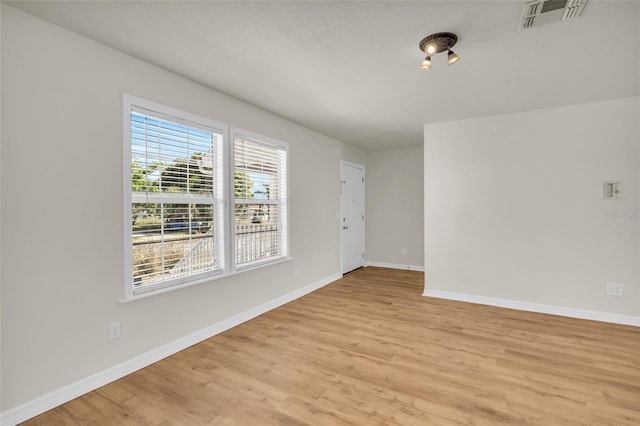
[603,181,622,200]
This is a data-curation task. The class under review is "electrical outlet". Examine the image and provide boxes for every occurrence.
[401,248,407,256]
[606,283,624,297]
[109,321,121,340]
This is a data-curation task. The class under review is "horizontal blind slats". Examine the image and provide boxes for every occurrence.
[233,133,287,266]
[131,108,222,290]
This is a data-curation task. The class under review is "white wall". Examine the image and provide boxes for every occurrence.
[0,3,4,411]
[366,147,424,269]
[0,5,357,413]
[425,97,640,320]
[341,143,367,166]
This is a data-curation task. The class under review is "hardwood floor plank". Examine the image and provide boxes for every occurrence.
[21,267,640,425]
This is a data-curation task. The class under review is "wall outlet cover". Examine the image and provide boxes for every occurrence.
[109,322,121,340]
[606,282,624,297]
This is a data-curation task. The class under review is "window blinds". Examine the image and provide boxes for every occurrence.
[233,134,288,267]
[130,107,224,292]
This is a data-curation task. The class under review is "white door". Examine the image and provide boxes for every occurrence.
[341,162,365,274]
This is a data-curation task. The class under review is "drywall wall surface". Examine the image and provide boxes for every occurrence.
[341,143,367,166]
[425,97,640,317]
[0,3,3,412]
[366,147,424,268]
[1,5,344,410]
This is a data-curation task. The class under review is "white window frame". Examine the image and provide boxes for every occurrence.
[123,95,290,301]
[123,95,229,300]
[230,128,290,273]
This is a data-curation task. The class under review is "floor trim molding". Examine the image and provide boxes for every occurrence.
[424,289,640,327]
[366,261,425,272]
[1,273,342,426]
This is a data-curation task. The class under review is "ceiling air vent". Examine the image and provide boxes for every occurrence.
[520,0,588,29]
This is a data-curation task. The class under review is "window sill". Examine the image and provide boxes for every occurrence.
[120,256,292,303]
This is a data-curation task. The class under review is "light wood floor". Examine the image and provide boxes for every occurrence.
[23,267,640,425]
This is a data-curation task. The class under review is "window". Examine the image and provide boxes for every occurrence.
[124,96,289,300]
[233,131,288,268]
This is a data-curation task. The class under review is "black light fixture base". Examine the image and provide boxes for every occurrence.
[419,32,458,55]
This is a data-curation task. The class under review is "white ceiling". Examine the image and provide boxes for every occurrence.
[6,1,640,151]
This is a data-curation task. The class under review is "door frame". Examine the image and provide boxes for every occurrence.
[340,161,365,275]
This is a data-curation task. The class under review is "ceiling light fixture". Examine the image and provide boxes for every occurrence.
[418,32,459,69]
[447,49,459,65]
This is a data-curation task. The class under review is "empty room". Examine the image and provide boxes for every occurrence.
[1,1,639,425]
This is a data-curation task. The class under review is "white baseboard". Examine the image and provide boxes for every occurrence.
[365,261,425,272]
[0,273,342,426]
[424,289,640,327]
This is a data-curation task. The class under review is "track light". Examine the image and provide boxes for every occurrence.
[447,49,459,65]
[418,32,459,70]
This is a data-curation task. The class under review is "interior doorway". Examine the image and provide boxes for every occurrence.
[340,161,365,274]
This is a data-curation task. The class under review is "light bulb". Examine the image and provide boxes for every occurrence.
[425,43,437,55]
